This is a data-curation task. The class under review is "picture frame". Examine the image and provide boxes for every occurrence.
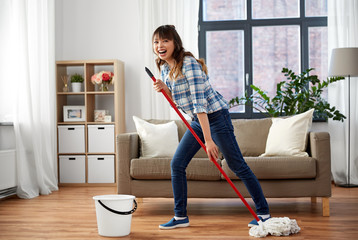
[104,115,112,123]
[94,110,107,122]
[63,106,86,122]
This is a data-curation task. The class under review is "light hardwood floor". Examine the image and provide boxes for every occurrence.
[0,184,357,240]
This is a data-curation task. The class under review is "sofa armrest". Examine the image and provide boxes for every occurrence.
[309,132,331,196]
[116,132,139,194]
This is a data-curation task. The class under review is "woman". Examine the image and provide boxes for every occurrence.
[152,25,270,230]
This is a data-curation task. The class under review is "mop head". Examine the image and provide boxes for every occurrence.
[249,217,301,238]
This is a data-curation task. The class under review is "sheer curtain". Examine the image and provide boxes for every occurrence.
[0,1,14,122]
[10,0,58,198]
[328,0,358,185]
[138,0,200,119]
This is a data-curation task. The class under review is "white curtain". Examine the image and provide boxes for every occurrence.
[0,1,14,122]
[138,0,200,119]
[328,0,358,185]
[9,0,58,198]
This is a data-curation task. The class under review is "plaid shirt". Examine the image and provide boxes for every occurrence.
[161,56,229,119]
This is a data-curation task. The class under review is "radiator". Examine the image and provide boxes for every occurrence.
[0,149,17,198]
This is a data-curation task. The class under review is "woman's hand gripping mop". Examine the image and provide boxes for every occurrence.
[145,67,301,238]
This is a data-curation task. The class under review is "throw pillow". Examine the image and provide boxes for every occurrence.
[133,116,179,158]
[260,109,314,157]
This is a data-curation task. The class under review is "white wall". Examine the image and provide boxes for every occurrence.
[311,122,329,132]
[0,125,15,150]
[55,0,142,132]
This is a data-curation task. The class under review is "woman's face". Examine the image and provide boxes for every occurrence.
[153,35,175,64]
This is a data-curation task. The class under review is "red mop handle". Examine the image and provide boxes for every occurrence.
[145,67,260,222]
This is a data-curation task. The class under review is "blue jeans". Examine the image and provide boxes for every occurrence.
[171,109,270,217]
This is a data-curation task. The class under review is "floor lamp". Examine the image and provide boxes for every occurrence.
[329,47,358,187]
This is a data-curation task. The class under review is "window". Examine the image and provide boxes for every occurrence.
[199,0,328,118]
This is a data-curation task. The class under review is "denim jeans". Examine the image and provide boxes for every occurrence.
[171,109,270,217]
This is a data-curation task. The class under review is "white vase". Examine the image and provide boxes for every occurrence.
[71,82,82,92]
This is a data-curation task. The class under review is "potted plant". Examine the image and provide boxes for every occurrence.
[229,68,346,122]
[71,73,84,92]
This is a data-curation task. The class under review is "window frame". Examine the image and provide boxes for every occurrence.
[198,0,327,119]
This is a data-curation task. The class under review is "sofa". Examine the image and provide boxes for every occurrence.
[116,118,331,216]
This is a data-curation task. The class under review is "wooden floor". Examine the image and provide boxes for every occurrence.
[0,184,357,240]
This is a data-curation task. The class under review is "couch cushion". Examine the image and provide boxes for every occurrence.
[221,157,316,180]
[232,118,272,156]
[130,158,222,180]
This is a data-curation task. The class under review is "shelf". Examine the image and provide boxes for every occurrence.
[58,152,86,155]
[58,152,115,155]
[57,92,85,95]
[86,122,115,125]
[57,91,114,95]
[86,91,115,95]
[56,59,125,186]
[57,122,86,125]
[57,122,116,125]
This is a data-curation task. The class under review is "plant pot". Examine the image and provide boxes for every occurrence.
[72,82,82,92]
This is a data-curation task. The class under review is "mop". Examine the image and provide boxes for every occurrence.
[145,67,301,238]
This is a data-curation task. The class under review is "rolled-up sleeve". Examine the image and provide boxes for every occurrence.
[161,66,172,92]
[183,58,208,114]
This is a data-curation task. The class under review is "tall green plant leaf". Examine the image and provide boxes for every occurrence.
[229,67,346,122]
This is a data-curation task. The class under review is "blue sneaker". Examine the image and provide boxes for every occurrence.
[159,217,190,229]
[248,215,271,227]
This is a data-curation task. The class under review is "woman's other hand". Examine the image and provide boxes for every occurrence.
[205,139,219,160]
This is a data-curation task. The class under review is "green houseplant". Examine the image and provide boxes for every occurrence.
[70,73,84,83]
[229,68,346,122]
[70,73,84,92]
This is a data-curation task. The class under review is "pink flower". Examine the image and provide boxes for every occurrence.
[91,74,98,84]
[91,71,114,85]
[95,75,101,84]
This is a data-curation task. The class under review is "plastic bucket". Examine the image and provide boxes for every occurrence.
[93,195,137,237]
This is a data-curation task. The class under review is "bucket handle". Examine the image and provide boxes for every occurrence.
[98,199,137,215]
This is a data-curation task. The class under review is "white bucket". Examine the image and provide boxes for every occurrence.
[93,195,137,237]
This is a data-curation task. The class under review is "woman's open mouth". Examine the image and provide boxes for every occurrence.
[158,50,167,57]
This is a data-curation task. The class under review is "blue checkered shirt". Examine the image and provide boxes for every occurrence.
[161,56,229,119]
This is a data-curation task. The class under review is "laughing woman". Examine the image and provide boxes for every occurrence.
[151,25,271,230]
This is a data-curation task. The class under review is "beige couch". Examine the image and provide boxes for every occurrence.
[117,118,331,216]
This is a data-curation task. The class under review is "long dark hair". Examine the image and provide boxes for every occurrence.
[152,25,208,80]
